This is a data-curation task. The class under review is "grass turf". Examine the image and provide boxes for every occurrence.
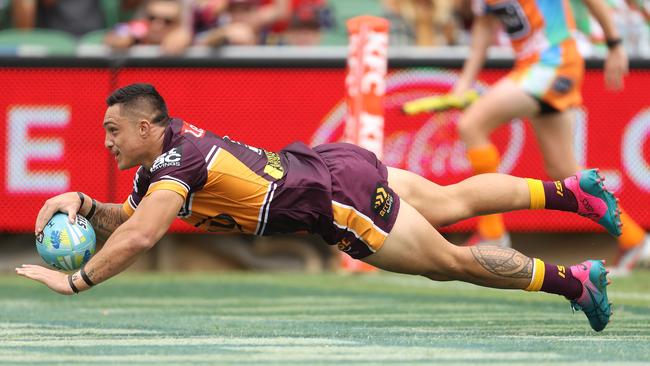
[1,270,649,365]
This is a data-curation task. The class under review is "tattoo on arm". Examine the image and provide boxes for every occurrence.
[470,246,533,278]
[90,203,127,243]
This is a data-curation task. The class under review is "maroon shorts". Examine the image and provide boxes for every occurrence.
[313,143,401,259]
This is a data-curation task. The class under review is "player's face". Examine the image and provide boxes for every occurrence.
[103,105,147,170]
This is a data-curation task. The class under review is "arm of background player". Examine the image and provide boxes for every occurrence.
[71,190,184,291]
[581,0,628,90]
[452,15,498,96]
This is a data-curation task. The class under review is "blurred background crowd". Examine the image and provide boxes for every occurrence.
[0,0,647,56]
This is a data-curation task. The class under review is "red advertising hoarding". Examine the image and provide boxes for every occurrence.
[1,67,648,233]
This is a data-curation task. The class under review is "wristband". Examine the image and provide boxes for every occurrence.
[80,265,95,287]
[86,199,97,220]
[68,274,79,294]
[77,192,85,211]
[606,38,622,50]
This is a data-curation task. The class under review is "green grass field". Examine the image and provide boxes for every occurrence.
[1,271,649,365]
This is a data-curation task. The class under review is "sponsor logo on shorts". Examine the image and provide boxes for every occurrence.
[337,237,353,252]
[552,77,573,94]
[151,147,182,172]
[372,184,394,221]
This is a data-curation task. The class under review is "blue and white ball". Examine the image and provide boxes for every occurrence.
[35,212,96,271]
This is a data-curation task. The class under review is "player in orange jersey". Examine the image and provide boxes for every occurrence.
[18,83,622,331]
[448,0,648,273]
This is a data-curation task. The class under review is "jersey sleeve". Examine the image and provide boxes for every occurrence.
[122,142,207,216]
[146,143,206,199]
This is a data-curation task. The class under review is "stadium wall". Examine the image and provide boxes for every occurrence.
[1,55,649,234]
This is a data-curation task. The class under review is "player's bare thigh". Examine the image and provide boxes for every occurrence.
[362,199,463,280]
[458,78,540,147]
[387,167,468,227]
[530,110,581,179]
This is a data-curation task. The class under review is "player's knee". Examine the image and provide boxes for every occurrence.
[421,250,465,281]
[457,118,485,145]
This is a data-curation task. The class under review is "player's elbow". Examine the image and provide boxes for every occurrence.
[124,230,159,252]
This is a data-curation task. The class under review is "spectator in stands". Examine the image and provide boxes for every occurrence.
[12,0,107,37]
[195,0,289,46]
[276,0,334,46]
[104,0,192,55]
[381,0,458,46]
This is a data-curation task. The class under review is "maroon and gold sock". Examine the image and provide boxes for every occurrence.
[526,178,578,213]
[525,258,582,299]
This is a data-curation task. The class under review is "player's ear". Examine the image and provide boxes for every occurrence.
[138,119,151,137]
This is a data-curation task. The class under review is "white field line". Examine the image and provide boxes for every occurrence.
[0,343,561,362]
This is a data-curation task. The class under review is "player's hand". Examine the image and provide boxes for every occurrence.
[450,83,469,99]
[35,192,83,235]
[15,264,74,295]
[604,45,628,91]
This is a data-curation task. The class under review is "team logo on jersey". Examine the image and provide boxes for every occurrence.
[552,76,573,94]
[490,2,530,40]
[151,146,183,173]
[371,184,394,221]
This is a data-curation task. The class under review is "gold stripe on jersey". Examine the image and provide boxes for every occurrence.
[184,148,272,234]
[332,201,388,253]
[122,200,135,217]
[146,179,190,199]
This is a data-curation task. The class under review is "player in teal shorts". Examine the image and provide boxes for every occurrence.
[18,83,620,331]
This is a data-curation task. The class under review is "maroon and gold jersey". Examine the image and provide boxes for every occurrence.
[123,118,333,236]
[123,119,400,259]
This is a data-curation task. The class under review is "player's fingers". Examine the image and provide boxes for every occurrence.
[68,210,76,224]
[35,204,53,234]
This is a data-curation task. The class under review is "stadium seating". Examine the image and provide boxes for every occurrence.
[0,29,77,56]
[320,0,383,45]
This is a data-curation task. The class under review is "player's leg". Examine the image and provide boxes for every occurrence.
[529,110,580,179]
[387,166,622,236]
[531,111,650,272]
[362,200,612,331]
[388,167,527,227]
[456,78,541,245]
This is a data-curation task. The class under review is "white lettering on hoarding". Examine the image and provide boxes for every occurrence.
[7,106,70,193]
[360,32,388,96]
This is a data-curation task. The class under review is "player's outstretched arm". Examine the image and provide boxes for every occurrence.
[18,190,183,295]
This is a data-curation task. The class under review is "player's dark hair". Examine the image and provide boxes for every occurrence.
[106,83,169,124]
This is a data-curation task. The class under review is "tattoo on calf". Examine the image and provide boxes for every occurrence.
[470,246,533,278]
